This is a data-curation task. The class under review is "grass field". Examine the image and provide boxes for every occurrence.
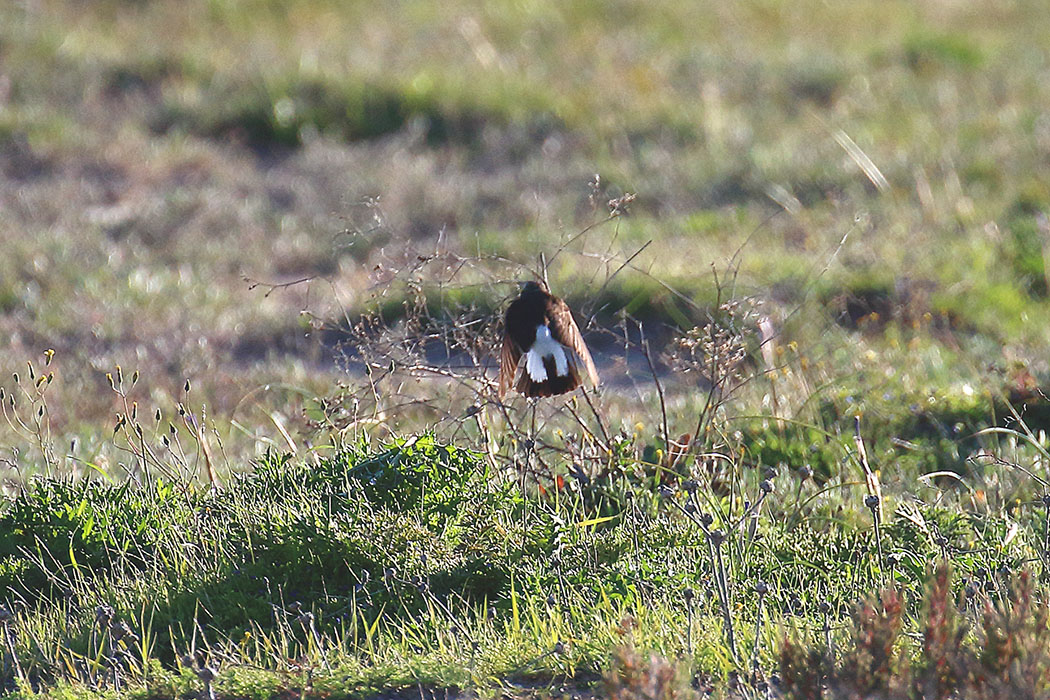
[4,0,1050,697]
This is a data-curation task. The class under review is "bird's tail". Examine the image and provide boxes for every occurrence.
[516,355,582,397]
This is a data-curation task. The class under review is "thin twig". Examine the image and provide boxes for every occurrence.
[640,323,670,467]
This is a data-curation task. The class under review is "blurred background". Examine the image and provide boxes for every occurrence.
[2,0,1050,481]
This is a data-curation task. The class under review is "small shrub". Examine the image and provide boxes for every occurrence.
[602,646,698,700]
[342,434,484,520]
[780,564,1050,699]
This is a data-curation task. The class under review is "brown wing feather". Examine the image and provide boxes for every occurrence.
[547,298,599,388]
[498,333,522,399]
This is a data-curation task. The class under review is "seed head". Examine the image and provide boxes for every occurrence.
[864,494,880,510]
[95,605,115,625]
[760,479,774,494]
[607,192,636,216]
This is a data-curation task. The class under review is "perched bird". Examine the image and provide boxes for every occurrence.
[499,281,599,398]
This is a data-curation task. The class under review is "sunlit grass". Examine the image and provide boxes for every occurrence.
[4,0,1050,696]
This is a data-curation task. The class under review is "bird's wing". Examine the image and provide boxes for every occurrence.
[547,298,599,387]
[498,332,522,399]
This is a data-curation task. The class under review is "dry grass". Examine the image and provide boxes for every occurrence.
[3,1,1050,697]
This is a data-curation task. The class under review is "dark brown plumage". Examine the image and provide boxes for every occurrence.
[498,281,599,398]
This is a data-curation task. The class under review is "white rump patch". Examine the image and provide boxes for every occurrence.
[525,324,569,381]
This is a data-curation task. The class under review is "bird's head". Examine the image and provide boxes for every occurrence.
[520,280,548,295]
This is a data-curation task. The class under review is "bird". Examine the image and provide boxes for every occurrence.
[499,280,599,399]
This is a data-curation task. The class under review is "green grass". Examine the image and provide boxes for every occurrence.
[1,409,1049,698]
[5,0,1050,696]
